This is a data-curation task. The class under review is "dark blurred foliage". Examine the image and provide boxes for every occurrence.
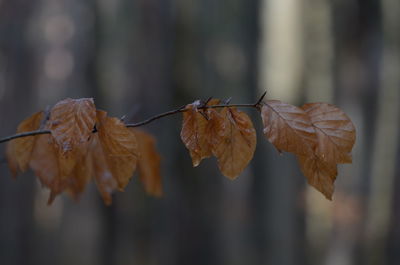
[0,0,399,265]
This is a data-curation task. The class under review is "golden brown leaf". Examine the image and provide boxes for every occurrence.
[261,100,317,156]
[213,108,256,179]
[6,144,18,177]
[96,110,139,191]
[49,98,96,177]
[6,111,44,176]
[2,96,357,204]
[29,127,93,204]
[180,102,212,166]
[29,133,66,204]
[302,103,356,164]
[204,108,225,153]
[133,129,162,197]
[25,109,139,205]
[65,152,93,201]
[297,155,337,200]
[89,134,118,205]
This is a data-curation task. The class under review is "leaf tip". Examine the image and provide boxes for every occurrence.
[47,192,57,205]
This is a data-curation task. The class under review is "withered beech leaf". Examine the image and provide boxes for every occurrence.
[261,100,317,156]
[49,98,96,176]
[180,101,211,167]
[213,108,256,179]
[133,129,162,197]
[302,103,356,164]
[297,155,338,200]
[30,122,97,204]
[6,111,44,176]
[29,133,66,204]
[6,144,18,177]
[89,134,118,206]
[96,110,139,191]
[204,106,225,154]
[2,95,357,204]
[65,152,93,201]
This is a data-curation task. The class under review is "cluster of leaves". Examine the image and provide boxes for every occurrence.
[180,99,355,200]
[6,98,162,205]
[181,99,256,179]
[4,96,355,205]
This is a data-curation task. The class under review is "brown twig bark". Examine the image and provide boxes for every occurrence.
[0,130,51,143]
[0,92,267,143]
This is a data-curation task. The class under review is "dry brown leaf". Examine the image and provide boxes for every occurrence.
[302,103,356,164]
[205,108,225,154]
[6,111,44,176]
[29,133,66,204]
[213,108,256,179]
[297,155,337,200]
[133,129,162,197]
[3,96,357,204]
[29,126,93,204]
[49,98,96,177]
[6,144,18,177]
[21,108,139,205]
[89,134,118,205]
[96,110,139,191]
[180,101,211,166]
[65,153,93,201]
[261,100,317,156]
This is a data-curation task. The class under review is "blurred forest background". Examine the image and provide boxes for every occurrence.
[0,0,399,264]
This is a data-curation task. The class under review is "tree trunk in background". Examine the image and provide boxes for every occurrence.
[94,0,175,264]
[0,1,37,265]
[302,1,335,265]
[4,1,400,265]
[388,155,400,264]
[169,1,261,265]
[257,1,307,265]
[369,1,400,264]
[331,1,381,264]
[386,0,400,251]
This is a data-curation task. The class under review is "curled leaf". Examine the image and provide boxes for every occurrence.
[261,100,317,156]
[213,108,256,179]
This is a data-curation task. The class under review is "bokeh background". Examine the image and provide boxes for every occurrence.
[0,0,399,264]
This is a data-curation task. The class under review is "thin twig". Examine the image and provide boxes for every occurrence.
[126,103,257,127]
[224,97,232,105]
[0,92,267,143]
[126,104,187,128]
[0,130,51,143]
[202,97,213,107]
[255,90,267,108]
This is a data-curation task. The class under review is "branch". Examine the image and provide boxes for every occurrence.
[0,92,267,143]
[0,130,51,144]
[126,103,258,128]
